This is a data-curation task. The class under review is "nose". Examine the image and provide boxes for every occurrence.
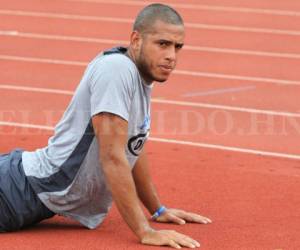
[165,46,176,62]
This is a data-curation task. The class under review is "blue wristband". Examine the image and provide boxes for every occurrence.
[151,206,167,220]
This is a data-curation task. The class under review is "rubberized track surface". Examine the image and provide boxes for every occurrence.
[0,0,299,249]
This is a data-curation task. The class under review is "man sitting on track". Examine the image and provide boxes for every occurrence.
[0,3,211,249]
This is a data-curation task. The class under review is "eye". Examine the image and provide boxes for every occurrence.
[158,40,169,47]
[175,44,184,50]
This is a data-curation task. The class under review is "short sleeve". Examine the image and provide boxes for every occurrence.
[89,55,136,121]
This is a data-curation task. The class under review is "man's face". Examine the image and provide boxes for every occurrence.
[134,20,185,83]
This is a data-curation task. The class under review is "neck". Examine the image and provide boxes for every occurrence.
[126,46,153,85]
[125,46,137,65]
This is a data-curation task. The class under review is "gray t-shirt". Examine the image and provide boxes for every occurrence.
[22,47,152,229]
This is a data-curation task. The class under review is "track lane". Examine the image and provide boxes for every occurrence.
[0,1,300,250]
[0,60,82,89]
[0,133,299,250]
[2,1,300,31]
[1,89,300,156]
[1,58,300,113]
[66,0,300,12]
[2,14,300,54]
[177,0,300,11]
[2,36,300,82]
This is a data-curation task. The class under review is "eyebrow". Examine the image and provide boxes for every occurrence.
[157,39,184,48]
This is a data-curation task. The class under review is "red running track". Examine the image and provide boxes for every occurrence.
[0,0,300,249]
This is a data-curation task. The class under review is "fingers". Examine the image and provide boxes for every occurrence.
[169,240,182,249]
[168,213,186,225]
[176,211,212,224]
[141,229,201,249]
[175,231,201,248]
[185,214,212,224]
[173,237,200,249]
[156,212,186,225]
[168,231,200,249]
[189,213,212,224]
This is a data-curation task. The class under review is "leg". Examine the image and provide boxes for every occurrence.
[0,150,55,232]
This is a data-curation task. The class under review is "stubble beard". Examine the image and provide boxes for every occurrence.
[136,47,167,83]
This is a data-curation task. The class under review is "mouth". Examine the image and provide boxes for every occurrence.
[159,65,173,74]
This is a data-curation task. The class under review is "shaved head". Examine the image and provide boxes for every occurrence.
[133,3,184,35]
[127,3,185,83]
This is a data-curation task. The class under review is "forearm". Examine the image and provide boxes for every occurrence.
[135,174,161,215]
[92,114,153,240]
[102,156,152,239]
[133,149,162,214]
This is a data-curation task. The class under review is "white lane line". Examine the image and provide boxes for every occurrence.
[0,30,127,46]
[152,99,300,118]
[0,120,299,160]
[186,23,300,36]
[66,0,300,17]
[1,9,300,36]
[1,55,300,86]
[182,85,256,97]
[0,54,86,66]
[184,46,300,59]
[0,121,53,131]
[0,9,133,23]
[0,84,74,95]
[2,30,300,59]
[149,137,300,161]
[1,84,300,118]
[175,70,300,86]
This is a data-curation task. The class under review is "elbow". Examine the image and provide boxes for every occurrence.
[99,149,125,173]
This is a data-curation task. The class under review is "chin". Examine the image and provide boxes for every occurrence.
[155,78,168,83]
[153,74,170,83]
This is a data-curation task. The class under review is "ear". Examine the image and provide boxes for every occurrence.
[130,31,142,50]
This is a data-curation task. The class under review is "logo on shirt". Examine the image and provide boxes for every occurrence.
[140,115,150,131]
[128,116,151,156]
[127,132,149,156]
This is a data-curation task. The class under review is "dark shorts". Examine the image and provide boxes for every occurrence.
[0,149,55,232]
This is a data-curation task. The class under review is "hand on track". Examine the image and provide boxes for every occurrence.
[155,208,212,225]
[141,229,200,249]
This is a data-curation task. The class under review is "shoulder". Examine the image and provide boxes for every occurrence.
[87,53,140,96]
[91,53,138,78]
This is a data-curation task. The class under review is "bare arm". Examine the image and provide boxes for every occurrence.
[132,147,162,215]
[132,147,212,226]
[92,113,151,239]
[92,113,200,248]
